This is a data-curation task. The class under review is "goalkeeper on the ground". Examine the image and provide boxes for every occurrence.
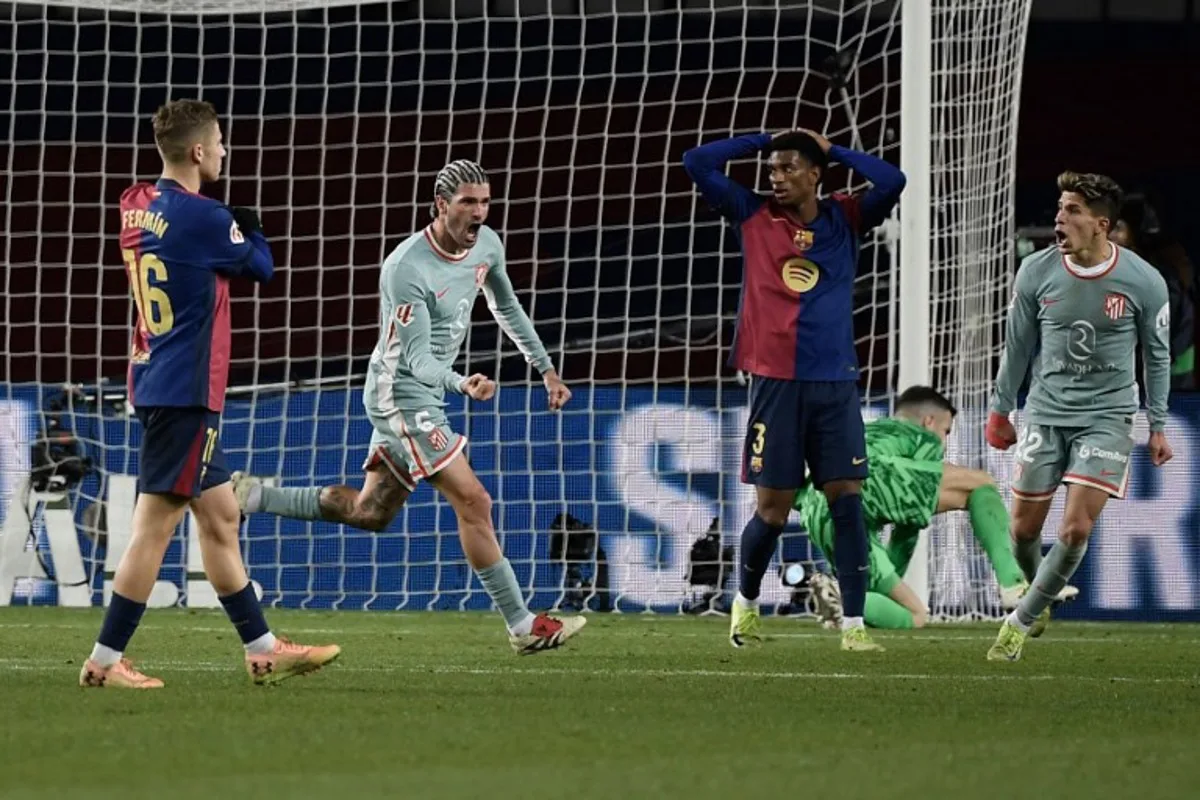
[793,386,1035,629]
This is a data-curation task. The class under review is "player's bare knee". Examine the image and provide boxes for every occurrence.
[1010,506,1046,541]
[1011,522,1043,543]
[1058,516,1094,547]
[194,515,239,546]
[454,485,493,528]
[968,468,997,491]
[189,504,239,546]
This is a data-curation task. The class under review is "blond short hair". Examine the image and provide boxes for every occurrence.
[152,99,219,164]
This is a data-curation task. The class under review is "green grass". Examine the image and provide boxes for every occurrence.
[1,608,1198,800]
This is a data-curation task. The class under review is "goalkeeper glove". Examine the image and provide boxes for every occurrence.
[985,411,1018,451]
[227,206,263,236]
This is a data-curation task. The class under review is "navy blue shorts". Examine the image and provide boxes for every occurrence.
[135,407,230,498]
[741,378,868,490]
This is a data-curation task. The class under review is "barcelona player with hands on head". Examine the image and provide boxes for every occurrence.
[684,126,906,651]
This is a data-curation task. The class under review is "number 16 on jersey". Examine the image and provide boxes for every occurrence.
[123,248,174,335]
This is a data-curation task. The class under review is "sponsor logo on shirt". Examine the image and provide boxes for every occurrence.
[781,257,819,293]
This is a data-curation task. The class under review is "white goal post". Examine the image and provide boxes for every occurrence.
[1,0,1032,620]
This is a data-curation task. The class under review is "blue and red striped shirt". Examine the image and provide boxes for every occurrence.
[683,133,906,382]
[119,178,273,412]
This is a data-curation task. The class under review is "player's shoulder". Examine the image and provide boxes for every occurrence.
[1017,244,1060,275]
[739,196,783,225]
[868,415,928,440]
[477,224,503,247]
[820,192,867,232]
[140,179,222,208]
[119,181,156,209]
[130,180,226,223]
[475,224,507,266]
[825,191,855,207]
[1012,245,1060,289]
[821,192,851,216]
[1116,245,1168,291]
[866,415,899,432]
[382,230,435,283]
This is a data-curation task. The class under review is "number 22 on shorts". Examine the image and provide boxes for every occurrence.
[1015,427,1043,463]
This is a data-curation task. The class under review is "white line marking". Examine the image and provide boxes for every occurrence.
[1,658,1195,685]
[0,621,1192,645]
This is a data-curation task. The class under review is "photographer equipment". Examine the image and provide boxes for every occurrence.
[30,385,94,493]
[683,517,734,614]
[549,512,610,612]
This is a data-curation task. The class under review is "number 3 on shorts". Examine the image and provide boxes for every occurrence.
[751,422,766,455]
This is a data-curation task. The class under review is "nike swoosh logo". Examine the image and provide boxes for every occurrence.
[852,457,866,465]
[1041,297,1059,305]
[436,288,450,299]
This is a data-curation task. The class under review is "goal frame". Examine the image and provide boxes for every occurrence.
[899,0,933,607]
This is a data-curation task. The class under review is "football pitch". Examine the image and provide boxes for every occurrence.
[1,609,1197,800]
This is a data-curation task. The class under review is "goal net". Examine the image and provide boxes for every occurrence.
[0,0,1031,619]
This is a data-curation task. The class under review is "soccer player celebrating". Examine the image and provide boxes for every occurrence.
[233,160,585,655]
[683,128,906,651]
[985,171,1173,662]
[795,386,1050,630]
[80,100,340,689]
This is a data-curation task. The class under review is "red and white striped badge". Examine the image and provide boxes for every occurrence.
[428,428,448,451]
[1104,293,1127,320]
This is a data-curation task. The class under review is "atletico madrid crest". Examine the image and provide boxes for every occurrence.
[475,263,490,288]
[429,428,449,451]
[1104,293,1127,320]
[793,229,814,252]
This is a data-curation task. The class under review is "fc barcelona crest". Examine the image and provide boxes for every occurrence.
[475,263,490,288]
[1104,293,1127,320]
[793,229,814,252]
